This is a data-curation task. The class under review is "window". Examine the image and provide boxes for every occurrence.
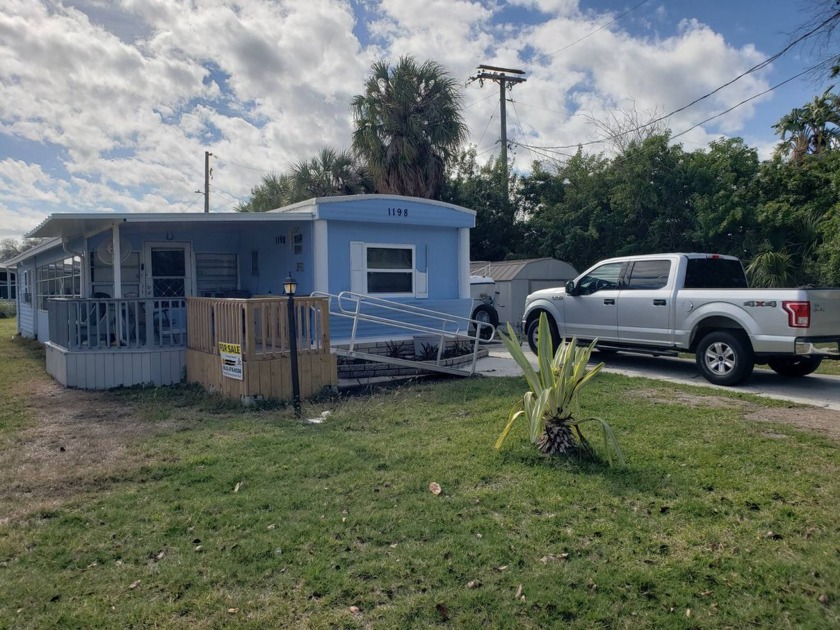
[90,250,140,297]
[685,258,747,289]
[196,253,238,295]
[0,270,15,300]
[366,245,414,294]
[626,260,671,290]
[577,262,623,295]
[22,270,32,303]
[37,256,82,309]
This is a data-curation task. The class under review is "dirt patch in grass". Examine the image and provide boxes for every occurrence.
[0,379,187,525]
[632,388,840,441]
[743,406,840,441]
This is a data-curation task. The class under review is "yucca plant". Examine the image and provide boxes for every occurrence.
[496,314,625,466]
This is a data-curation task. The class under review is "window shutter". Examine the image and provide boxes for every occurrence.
[350,241,364,293]
[415,271,428,298]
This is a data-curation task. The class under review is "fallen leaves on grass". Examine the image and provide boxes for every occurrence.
[428,482,442,495]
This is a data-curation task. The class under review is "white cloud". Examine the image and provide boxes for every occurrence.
[0,0,783,240]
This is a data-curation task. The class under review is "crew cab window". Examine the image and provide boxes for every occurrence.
[684,258,748,289]
[626,260,671,290]
[577,262,623,295]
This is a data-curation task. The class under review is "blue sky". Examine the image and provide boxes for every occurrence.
[0,0,831,241]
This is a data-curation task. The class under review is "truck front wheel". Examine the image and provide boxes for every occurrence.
[767,356,822,377]
[526,315,559,355]
[696,331,754,386]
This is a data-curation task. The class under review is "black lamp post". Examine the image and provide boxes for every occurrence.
[284,273,302,417]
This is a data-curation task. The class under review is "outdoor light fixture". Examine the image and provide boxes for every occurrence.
[284,272,301,417]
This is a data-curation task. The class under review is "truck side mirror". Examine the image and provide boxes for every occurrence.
[565,280,577,296]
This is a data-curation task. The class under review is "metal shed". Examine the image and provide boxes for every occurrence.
[470,258,578,329]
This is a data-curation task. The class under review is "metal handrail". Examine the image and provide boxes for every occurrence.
[311,290,495,375]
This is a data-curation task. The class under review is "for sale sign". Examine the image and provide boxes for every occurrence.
[219,342,243,380]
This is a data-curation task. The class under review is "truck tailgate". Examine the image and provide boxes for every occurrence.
[807,290,840,336]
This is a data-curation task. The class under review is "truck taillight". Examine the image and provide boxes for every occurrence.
[782,301,810,328]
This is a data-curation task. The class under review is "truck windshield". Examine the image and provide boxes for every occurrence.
[684,258,748,289]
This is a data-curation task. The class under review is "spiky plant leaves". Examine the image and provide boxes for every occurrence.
[496,313,624,466]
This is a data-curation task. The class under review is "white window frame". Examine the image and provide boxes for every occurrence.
[362,243,416,297]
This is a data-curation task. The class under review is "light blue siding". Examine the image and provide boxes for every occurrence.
[326,223,459,299]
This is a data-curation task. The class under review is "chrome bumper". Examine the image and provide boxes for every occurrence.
[795,337,840,357]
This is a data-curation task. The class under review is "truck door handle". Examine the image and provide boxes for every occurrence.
[603,298,615,305]
[653,299,666,306]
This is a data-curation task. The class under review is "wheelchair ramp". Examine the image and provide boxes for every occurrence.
[312,291,495,378]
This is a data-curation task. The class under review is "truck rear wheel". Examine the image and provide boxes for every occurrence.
[696,331,754,386]
[767,356,822,377]
[526,315,559,355]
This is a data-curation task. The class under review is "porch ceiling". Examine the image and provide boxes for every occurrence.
[27,211,314,240]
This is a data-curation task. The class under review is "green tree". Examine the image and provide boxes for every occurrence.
[686,137,761,256]
[236,147,371,213]
[606,134,695,256]
[521,149,614,270]
[773,87,840,162]
[443,149,521,260]
[290,147,372,200]
[751,151,840,285]
[351,56,467,199]
[236,173,296,213]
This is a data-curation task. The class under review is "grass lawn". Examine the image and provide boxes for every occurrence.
[1,317,838,628]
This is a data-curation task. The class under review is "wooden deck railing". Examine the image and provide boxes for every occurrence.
[186,296,330,361]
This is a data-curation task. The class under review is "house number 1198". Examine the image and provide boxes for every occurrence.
[388,207,408,217]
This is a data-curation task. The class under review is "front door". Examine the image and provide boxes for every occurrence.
[144,243,193,298]
[143,243,192,346]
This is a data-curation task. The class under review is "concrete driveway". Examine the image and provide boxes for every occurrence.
[474,345,840,411]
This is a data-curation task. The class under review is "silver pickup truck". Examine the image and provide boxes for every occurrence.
[521,253,840,385]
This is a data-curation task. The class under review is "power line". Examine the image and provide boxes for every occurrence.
[671,58,834,140]
[463,92,497,109]
[182,193,203,212]
[509,98,539,164]
[209,184,243,206]
[543,0,651,58]
[528,12,840,152]
[215,156,273,173]
[474,99,499,148]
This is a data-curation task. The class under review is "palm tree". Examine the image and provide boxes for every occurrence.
[236,148,372,213]
[773,88,840,161]
[291,148,372,199]
[351,56,467,199]
[236,173,296,212]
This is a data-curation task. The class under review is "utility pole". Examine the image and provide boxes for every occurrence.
[204,151,213,213]
[468,65,526,199]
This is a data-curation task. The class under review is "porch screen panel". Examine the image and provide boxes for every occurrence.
[196,253,238,296]
[37,256,81,309]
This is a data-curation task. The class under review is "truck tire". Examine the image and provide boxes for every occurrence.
[696,331,754,386]
[471,304,499,340]
[526,315,559,355]
[767,356,822,378]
